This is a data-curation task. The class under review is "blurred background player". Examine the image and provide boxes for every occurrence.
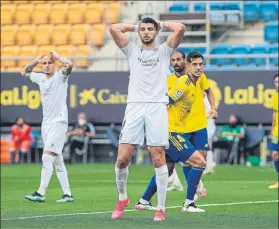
[109,17,185,221]
[10,116,32,164]
[21,51,74,203]
[268,74,278,189]
[203,92,217,175]
[136,52,215,213]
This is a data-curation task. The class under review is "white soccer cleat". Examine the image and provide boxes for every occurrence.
[181,203,205,213]
[167,184,184,192]
[135,201,156,211]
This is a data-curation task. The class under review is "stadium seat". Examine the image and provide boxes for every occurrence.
[18,45,38,67]
[75,45,92,68]
[31,1,46,4]
[103,2,120,24]
[31,3,51,24]
[1,46,20,67]
[250,44,270,65]
[1,1,12,4]
[84,2,104,24]
[1,25,18,46]
[51,24,71,45]
[169,3,188,13]
[5,67,23,72]
[89,24,106,47]
[37,45,56,56]
[231,44,251,65]
[16,25,36,46]
[1,67,6,72]
[270,44,279,65]
[244,1,260,21]
[259,1,278,21]
[224,2,240,10]
[177,47,206,55]
[13,1,29,4]
[238,64,257,70]
[14,4,34,24]
[264,21,278,42]
[34,24,54,45]
[219,65,237,70]
[49,3,69,24]
[210,44,232,65]
[69,24,89,45]
[56,45,75,67]
[204,65,219,71]
[67,3,86,24]
[194,2,224,11]
[1,4,16,25]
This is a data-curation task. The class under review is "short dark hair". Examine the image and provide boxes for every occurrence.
[174,50,186,59]
[187,52,204,63]
[274,74,278,80]
[140,17,158,31]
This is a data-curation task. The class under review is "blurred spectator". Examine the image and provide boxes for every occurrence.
[10,116,32,163]
[213,114,246,164]
[65,112,95,163]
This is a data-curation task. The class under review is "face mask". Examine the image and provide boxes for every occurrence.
[18,123,24,127]
[229,121,237,127]
[78,119,86,126]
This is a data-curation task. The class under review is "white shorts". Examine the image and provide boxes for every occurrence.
[207,118,216,140]
[41,122,68,155]
[119,103,169,148]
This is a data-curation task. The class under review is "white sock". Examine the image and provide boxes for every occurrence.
[37,154,55,196]
[115,165,129,201]
[155,164,168,211]
[184,199,194,206]
[198,179,204,189]
[54,155,72,196]
[172,168,182,187]
[206,150,215,166]
[139,198,149,204]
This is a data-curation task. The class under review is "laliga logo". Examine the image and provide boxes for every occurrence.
[208,79,222,109]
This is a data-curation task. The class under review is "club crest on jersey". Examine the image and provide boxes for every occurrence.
[174,90,183,98]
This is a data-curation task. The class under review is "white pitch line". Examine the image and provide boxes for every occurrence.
[1,200,278,221]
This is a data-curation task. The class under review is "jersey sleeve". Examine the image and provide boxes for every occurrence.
[160,42,175,57]
[200,74,210,91]
[30,72,43,84]
[168,78,188,104]
[272,93,278,112]
[121,42,134,57]
[57,69,69,83]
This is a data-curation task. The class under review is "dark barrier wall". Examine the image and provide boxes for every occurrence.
[0,71,277,125]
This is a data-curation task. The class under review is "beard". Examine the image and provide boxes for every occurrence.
[140,36,155,45]
[174,66,184,73]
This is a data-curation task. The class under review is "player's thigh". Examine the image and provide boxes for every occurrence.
[191,128,210,152]
[272,151,278,160]
[43,122,68,155]
[119,103,145,147]
[167,132,196,164]
[145,103,168,148]
[269,137,278,158]
[10,140,18,151]
[20,140,31,152]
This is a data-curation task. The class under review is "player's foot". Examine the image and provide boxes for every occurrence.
[203,165,215,175]
[153,209,165,221]
[197,183,207,197]
[25,191,45,202]
[135,201,156,211]
[268,182,279,189]
[56,194,74,203]
[181,202,205,213]
[167,184,184,192]
[111,198,130,220]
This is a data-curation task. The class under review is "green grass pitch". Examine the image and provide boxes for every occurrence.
[1,164,278,228]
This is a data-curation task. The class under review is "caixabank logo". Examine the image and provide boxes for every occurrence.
[208,79,222,109]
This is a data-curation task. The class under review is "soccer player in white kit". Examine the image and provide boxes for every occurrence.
[109,17,185,221]
[21,51,74,203]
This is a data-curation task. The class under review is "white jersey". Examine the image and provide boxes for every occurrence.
[30,70,68,124]
[203,96,211,114]
[121,42,175,103]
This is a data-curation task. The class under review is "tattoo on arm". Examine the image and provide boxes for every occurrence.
[59,56,73,76]
[21,60,38,80]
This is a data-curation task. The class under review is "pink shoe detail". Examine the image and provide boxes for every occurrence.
[153,209,165,221]
[111,198,130,220]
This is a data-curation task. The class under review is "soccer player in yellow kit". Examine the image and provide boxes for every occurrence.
[268,74,278,189]
[135,52,216,213]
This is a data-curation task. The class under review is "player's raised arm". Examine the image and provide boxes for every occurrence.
[109,23,137,48]
[161,21,185,49]
[20,54,46,80]
[49,51,73,77]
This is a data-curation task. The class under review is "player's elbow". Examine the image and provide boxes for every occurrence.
[177,24,186,34]
[20,68,25,77]
[109,24,119,33]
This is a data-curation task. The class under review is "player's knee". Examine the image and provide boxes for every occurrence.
[116,158,129,169]
[272,152,278,160]
[42,154,54,171]
[152,157,166,168]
